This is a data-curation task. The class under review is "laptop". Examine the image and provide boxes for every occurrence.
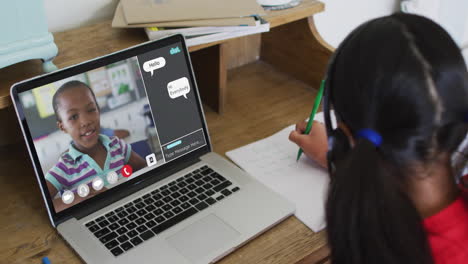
[10,34,294,264]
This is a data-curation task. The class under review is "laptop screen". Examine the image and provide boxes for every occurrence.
[13,36,208,214]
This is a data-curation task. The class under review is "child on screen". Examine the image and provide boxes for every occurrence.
[45,80,146,212]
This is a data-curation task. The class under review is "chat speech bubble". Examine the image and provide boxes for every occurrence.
[167,77,190,99]
[143,57,166,76]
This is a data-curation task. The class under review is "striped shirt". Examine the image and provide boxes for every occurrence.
[45,134,132,193]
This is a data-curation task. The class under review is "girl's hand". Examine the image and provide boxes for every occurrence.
[288,120,328,168]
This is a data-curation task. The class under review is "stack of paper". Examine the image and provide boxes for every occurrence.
[112,0,269,46]
[145,16,269,47]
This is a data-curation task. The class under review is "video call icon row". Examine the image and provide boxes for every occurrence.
[61,153,158,204]
[61,171,118,205]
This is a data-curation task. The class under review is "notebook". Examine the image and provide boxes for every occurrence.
[226,113,331,232]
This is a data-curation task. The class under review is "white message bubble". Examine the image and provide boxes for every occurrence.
[167,77,190,99]
[143,57,166,76]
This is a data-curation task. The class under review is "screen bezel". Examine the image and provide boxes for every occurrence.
[10,34,212,226]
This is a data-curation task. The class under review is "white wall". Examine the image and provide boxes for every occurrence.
[45,0,119,33]
[314,0,468,63]
[314,0,399,48]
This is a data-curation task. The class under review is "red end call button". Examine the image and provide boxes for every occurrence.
[121,165,133,177]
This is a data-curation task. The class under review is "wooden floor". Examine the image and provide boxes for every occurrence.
[0,61,329,264]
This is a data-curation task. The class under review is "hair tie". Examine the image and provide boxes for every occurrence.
[356,129,382,147]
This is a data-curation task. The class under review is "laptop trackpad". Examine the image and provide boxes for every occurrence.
[167,214,240,262]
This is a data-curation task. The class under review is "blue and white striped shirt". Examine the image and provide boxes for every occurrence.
[45,134,131,193]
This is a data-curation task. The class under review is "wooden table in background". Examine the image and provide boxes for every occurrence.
[0,0,333,263]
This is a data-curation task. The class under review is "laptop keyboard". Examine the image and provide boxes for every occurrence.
[84,165,240,257]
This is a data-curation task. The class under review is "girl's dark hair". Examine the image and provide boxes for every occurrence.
[52,80,98,121]
[325,13,468,264]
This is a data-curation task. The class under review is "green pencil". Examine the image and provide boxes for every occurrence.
[296,79,325,161]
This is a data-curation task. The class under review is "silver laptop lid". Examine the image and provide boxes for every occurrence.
[10,34,212,227]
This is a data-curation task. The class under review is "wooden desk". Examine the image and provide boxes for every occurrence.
[0,61,330,264]
[0,0,332,262]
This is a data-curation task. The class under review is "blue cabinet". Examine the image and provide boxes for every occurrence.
[0,0,58,72]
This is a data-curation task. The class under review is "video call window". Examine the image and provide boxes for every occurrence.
[19,44,207,212]
[19,58,162,212]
